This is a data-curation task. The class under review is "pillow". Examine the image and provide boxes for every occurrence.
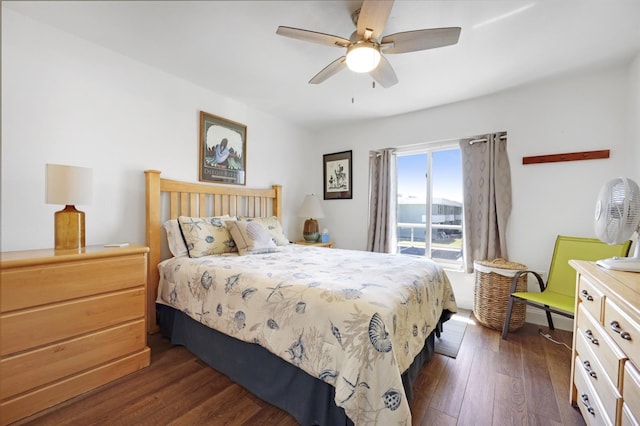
[163,219,189,258]
[227,220,278,256]
[238,216,289,246]
[177,216,237,258]
[164,215,233,258]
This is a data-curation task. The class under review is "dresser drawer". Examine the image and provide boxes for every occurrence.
[0,349,150,425]
[623,361,640,422]
[604,299,640,368]
[578,275,605,321]
[0,319,145,400]
[575,354,614,426]
[621,403,639,426]
[577,304,627,387]
[575,327,622,422]
[0,288,145,356]
[1,254,146,312]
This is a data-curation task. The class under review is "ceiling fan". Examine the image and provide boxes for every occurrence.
[276,0,461,88]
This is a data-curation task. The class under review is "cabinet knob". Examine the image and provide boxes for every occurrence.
[584,329,599,346]
[581,394,596,416]
[582,360,597,379]
[580,289,593,302]
[610,320,632,341]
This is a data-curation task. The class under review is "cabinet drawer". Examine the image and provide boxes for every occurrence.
[1,254,146,313]
[575,354,613,426]
[0,288,145,356]
[578,275,605,321]
[575,329,621,422]
[624,362,640,422]
[577,304,627,387]
[604,299,640,368]
[622,403,639,426]
[0,348,150,425]
[0,319,146,400]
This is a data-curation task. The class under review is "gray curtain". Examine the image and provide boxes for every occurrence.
[367,149,397,253]
[460,132,512,273]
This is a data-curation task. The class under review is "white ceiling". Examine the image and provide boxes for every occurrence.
[5,1,640,130]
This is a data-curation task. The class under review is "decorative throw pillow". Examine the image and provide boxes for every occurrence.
[238,216,289,246]
[177,216,236,258]
[164,215,232,258]
[227,220,278,256]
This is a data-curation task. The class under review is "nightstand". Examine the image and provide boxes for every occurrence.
[0,244,151,424]
[295,240,335,248]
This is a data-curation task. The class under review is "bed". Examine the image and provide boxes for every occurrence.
[144,170,457,425]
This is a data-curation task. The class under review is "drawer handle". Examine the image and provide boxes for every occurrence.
[580,289,593,302]
[581,394,595,416]
[582,360,597,379]
[609,321,631,341]
[585,329,599,346]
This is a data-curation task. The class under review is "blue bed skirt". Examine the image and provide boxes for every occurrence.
[157,304,452,425]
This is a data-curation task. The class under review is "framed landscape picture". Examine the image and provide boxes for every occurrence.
[323,150,352,200]
[199,111,246,185]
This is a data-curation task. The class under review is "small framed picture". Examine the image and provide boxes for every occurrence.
[323,150,352,200]
[199,111,246,185]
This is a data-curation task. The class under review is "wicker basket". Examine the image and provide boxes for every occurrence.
[473,258,528,332]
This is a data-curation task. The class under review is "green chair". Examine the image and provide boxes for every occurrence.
[501,235,631,340]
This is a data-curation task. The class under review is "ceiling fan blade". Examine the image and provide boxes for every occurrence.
[356,0,394,41]
[381,27,461,54]
[276,26,350,48]
[309,56,347,84]
[369,55,398,88]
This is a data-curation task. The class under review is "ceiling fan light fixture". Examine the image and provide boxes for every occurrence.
[346,41,381,73]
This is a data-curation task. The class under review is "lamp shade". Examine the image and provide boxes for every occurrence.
[46,164,93,205]
[298,194,325,219]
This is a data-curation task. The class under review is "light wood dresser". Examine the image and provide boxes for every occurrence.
[570,260,640,426]
[0,244,151,425]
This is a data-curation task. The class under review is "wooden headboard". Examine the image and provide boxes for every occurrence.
[144,170,282,332]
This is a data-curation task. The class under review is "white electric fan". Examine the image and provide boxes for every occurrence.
[594,177,640,272]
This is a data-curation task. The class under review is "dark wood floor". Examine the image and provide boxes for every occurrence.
[15,315,585,426]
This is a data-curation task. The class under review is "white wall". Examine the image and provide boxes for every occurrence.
[311,62,637,328]
[1,9,312,251]
[630,53,640,182]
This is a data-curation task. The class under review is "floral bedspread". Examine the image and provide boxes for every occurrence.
[157,245,457,425]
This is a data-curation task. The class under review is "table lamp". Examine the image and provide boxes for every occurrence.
[298,194,325,242]
[46,164,93,250]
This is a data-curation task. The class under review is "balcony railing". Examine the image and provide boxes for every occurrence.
[397,222,463,264]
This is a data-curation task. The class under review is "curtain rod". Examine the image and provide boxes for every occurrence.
[468,134,507,145]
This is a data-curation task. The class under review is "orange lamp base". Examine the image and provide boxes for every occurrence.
[54,205,85,250]
[303,218,319,242]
